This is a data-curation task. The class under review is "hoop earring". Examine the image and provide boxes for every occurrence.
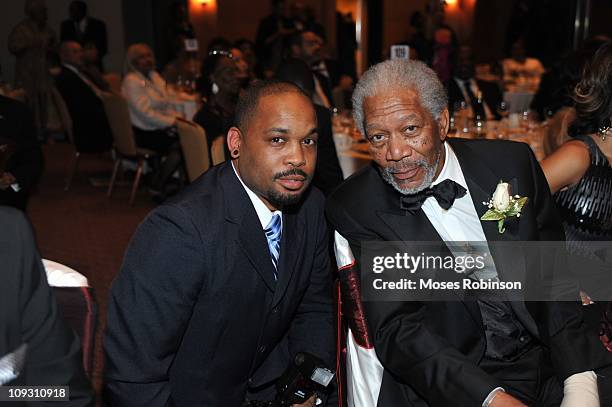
[232,149,239,157]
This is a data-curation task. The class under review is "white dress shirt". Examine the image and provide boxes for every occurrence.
[121,71,181,130]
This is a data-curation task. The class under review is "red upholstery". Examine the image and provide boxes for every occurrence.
[53,286,97,377]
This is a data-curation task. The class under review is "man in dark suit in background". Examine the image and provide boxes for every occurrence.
[0,95,43,210]
[0,206,93,405]
[55,41,112,154]
[60,0,107,70]
[290,28,347,110]
[447,46,503,120]
[326,59,611,406]
[104,81,335,406]
[276,58,344,196]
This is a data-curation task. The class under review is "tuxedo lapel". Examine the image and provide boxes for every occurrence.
[222,164,277,291]
[450,141,537,334]
[375,185,483,326]
[272,210,305,307]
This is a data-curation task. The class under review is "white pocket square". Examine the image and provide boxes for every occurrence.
[0,343,27,385]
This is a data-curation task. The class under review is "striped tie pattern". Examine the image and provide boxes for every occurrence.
[264,214,282,279]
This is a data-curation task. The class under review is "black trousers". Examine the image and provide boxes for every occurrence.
[480,346,564,406]
[132,126,182,192]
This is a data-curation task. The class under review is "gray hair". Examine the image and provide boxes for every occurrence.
[123,43,155,76]
[352,59,448,136]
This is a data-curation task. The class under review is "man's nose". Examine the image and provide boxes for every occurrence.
[286,142,306,167]
[386,134,411,162]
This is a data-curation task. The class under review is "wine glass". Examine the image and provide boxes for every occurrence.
[496,101,510,120]
[454,101,470,134]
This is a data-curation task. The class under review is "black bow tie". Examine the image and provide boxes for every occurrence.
[399,179,467,211]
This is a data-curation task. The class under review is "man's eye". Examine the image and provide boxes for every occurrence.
[404,125,419,134]
[271,137,284,144]
[369,134,386,144]
[302,138,317,146]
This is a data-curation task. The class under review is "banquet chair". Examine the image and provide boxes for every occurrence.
[211,135,226,166]
[43,259,97,378]
[176,119,210,183]
[102,93,157,205]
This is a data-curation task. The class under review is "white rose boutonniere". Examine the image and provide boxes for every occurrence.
[481,181,528,233]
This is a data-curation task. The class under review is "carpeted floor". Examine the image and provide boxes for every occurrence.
[26,143,156,403]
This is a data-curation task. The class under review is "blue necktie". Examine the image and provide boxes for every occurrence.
[264,213,282,279]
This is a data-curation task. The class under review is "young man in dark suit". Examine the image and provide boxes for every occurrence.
[104,81,335,406]
[0,94,43,210]
[60,0,107,70]
[0,206,94,405]
[326,59,611,407]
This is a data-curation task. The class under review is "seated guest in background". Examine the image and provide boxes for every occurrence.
[326,59,611,407]
[162,35,200,93]
[0,206,94,404]
[235,38,260,80]
[55,41,113,153]
[502,39,545,89]
[193,50,240,162]
[276,58,343,196]
[230,46,253,89]
[60,0,107,70]
[290,28,343,109]
[104,81,335,406]
[447,46,502,121]
[0,95,43,211]
[122,43,183,197]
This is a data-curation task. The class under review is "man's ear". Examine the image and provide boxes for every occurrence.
[437,108,450,141]
[227,127,242,159]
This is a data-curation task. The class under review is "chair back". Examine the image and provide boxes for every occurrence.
[102,93,138,156]
[211,135,226,166]
[50,86,74,143]
[177,119,210,182]
[43,259,97,378]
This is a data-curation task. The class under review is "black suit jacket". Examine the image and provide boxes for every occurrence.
[326,139,612,406]
[447,78,503,120]
[313,104,343,196]
[0,95,43,210]
[104,162,335,406]
[55,66,112,153]
[0,207,94,405]
[60,17,107,58]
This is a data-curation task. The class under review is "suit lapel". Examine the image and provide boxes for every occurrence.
[451,140,537,334]
[272,211,305,307]
[222,163,277,291]
[375,182,483,327]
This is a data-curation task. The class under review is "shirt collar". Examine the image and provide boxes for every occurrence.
[232,161,282,229]
[62,63,80,74]
[431,141,468,190]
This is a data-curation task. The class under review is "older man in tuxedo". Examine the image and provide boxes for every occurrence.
[104,80,335,406]
[326,59,611,407]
